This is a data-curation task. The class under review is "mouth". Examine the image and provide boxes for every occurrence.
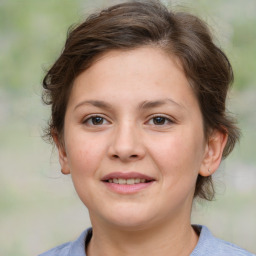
[104,178,153,185]
[101,172,155,193]
[102,172,155,184]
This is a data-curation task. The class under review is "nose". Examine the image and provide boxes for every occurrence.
[108,122,146,162]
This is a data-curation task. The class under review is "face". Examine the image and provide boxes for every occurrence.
[58,47,213,230]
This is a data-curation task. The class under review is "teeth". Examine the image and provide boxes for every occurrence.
[127,179,134,185]
[119,178,126,184]
[108,178,148,184]
[135,178,140,184]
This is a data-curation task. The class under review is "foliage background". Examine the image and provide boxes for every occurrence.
[0,0,255,255]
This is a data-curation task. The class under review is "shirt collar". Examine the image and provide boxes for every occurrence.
[68,225,216,256]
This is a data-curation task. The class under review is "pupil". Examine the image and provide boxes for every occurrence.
[154,117,165,125]
[92,117,103,125]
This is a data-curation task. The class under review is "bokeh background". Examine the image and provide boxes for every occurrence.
[0,0,255,255]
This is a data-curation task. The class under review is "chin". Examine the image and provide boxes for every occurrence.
[107,207,159,230]
[108,217,153,231]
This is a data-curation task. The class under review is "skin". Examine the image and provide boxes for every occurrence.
[55,46,227,256]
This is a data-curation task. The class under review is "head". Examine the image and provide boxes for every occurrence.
[42,0,240,202]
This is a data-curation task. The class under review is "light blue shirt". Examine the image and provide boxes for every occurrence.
[39,225,255,256]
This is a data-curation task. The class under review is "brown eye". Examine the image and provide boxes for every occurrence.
[147,115,173,126]
[91,116,104,125]
[153,117,166,125]
[83,116,109,126]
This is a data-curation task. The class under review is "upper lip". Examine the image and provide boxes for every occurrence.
[101,172,155,181]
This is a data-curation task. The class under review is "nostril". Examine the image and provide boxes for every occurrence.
[112,154,138,159]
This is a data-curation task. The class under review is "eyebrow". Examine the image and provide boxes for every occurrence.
[74,100,113,111]
[74,98,184,111]
[139,98,183,110]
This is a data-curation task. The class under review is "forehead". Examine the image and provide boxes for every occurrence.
[89,46,185,80]
[69,46,198,110]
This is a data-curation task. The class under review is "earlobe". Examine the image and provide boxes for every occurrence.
[199,130,228,177]
[52,131,70,175]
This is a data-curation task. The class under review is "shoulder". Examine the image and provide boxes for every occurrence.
[191,225,255,256]
[38,229,90,256]
[38,241,72,256]
[212,238,256,256]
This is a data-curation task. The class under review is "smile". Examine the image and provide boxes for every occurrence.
[106,178,149,184]
[102,172,155,193]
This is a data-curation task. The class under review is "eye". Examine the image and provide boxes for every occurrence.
[83,115,109,126]
[147,115,173,126]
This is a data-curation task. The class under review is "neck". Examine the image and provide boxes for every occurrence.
[86,217,198,256]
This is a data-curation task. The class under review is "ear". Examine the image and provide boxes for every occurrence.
[52,131,70,175]
[199,130,228,177]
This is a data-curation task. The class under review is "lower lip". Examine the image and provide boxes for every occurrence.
[103,181,154,194]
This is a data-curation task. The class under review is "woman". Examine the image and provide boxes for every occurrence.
[39,1,254,255]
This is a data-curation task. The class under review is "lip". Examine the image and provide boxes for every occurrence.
[101,172,155,181]
[101,172,156,194]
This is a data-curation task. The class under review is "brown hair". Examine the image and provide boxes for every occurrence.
[42,0,240,200]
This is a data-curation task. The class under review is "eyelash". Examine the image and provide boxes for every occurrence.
[82,114,174,127]
[146,115,174,126]
[82,115,109,126]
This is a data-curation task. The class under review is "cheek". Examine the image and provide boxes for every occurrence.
[65,133,106,176]
[65,135,107,205]
[148,129,204,176]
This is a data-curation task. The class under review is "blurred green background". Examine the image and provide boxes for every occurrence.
[0,0,255,255]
